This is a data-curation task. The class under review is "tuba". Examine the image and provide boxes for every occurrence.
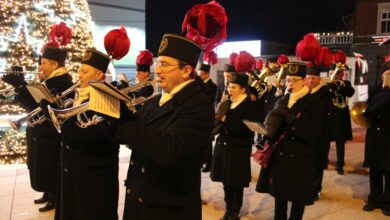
[8,82,80,130]
[48,80,159,133]
[350,102,370,128]
[329,62,349,109]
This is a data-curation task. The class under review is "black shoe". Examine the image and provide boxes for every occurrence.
[362,203,379,212]
[219,211,231,220]
[34,193,48,204]
[314,192,321,201]
[202,163,211,173]
[38,201,55,212]
[336,168,344,175]
[382,208,390,216]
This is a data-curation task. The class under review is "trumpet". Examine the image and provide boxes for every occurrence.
[329,62,348,109]
[8,82,80,130]
[48,80,159,133]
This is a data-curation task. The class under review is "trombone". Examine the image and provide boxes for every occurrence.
[8,82,80,130]
[47,80,159,133]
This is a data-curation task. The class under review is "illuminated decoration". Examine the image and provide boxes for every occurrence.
[314,32,354,45]
[0,129,27,165]
[0,0,95,75]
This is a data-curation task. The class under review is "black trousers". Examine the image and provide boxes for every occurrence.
[368,167,390,209]
[223,185,243,212]
[327,140,345,170]
[274,200,305,220]
[314,140,330,193]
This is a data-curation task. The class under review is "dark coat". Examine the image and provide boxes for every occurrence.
[363,88,390,171]
[116,81,214,220]
[326,80,355,142]
[55,110,120,220]
[310,86,332,169]
[256,92,322,205]
[210,98,260,187]
[16,73,73,193]
[204,79,217,104]
[215,81,226,104]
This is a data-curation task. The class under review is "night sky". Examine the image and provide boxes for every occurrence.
[146,0,355,54]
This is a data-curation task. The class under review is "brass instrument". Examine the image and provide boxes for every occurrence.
[250,65,277,99]
[48,80,159,133]
[8,82,80,130]
[350,102,370,128]
[329,62,349,109]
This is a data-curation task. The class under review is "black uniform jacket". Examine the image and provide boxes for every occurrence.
[16,73,73,192]
[256,92,322,205]
[326,80,355,142]
[310,85,332,169]
[210,97,261,187]
[204,79,217,104]
[55,107,120,220]
[363,87,390,171]
[116,81,214,220]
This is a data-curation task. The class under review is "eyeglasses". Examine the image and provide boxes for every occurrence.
[154,61,181,72]
[286,78,303,83]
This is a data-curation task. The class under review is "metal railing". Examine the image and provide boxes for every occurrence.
[314,32,353,45]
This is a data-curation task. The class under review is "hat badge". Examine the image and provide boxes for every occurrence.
[288,64,299,74]
[82,51,92,62]
[159,37,168,54]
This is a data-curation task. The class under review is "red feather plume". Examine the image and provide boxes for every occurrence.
[295,33,321,62]
[277,54,289,65]
[385,52,390,63]
[49,22,72,46]
[316,47,333,67]
[136,50,154,66]
[234,51,256,73]
[256,58,263,72]
[332,50,347,64]
[229,52,238,65]
[203,50,218,65]
[104,26,131,60]
[181,0,228,51]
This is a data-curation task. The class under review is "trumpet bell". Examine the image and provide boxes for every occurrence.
[350,102,370,128]
[8,119,22,130]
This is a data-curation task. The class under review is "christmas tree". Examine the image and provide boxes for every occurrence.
[0,0,96,164]
[0,0,95,73]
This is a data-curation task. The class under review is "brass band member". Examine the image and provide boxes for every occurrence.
[362,55,390,217]
[54,48,121,220]
[216,52,237,104]
[134,50,155,97]
[326,50,355,175]
[256,62,322,220]
[3,46,73,212]
[197,50,218,104]
[211,66,261,220]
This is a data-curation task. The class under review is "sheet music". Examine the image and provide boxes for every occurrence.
[26,84,54,103]
[243,120,268,135]
[89,87,120,118]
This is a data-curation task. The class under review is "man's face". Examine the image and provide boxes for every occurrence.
[223,72,232,84]
[38,58,58,79]
[136,71,150,82]
[197,70,208,81]
[154,56,191,93]
[305,75,321,89]
[286,76,305,93]
[78,64,105,88]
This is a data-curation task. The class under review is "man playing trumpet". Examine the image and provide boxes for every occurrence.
[2,46,74,212]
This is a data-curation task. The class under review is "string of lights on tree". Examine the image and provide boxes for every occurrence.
[0,0,95,164]
[0,0,95,74]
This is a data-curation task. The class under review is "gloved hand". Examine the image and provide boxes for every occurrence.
[2,73,27,88]
[39,99,55,118]
[215,99,231,121]
[325,82,338,93]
